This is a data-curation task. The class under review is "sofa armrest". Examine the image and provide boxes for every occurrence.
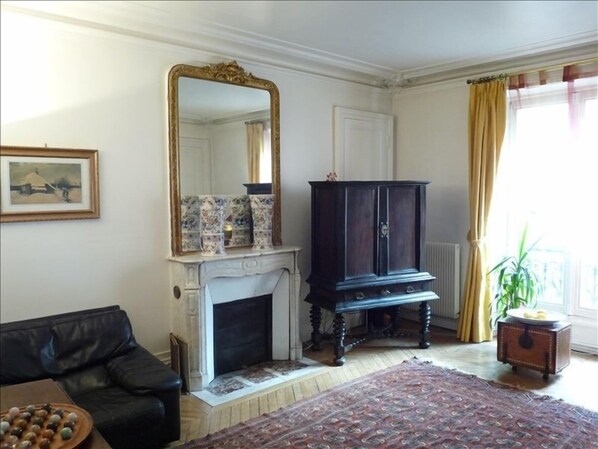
[106,346,182,443]
[106,346,182,394]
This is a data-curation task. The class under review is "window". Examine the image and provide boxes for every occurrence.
[260,124,272,183]
[489,73,598,349]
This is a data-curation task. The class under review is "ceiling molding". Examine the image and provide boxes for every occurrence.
[1,1,394,86]
[390,41,598,89]
[399,32,597,80]
[3,1,596,89]
[181,109,270,127]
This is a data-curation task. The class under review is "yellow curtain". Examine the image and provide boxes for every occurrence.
[246,122,264,183]
[457,80,507,343]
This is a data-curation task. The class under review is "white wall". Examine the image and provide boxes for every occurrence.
[394,83,470,300]
[0,9,392,353]
[179,120,249,196]
[210,120,248,195]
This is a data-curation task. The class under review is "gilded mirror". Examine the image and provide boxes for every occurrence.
[168,62,281,256]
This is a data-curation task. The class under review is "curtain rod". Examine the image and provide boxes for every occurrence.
[467,74,508,85]
[466,56,598,85]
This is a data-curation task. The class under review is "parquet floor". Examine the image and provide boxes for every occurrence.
[166,325,598,447]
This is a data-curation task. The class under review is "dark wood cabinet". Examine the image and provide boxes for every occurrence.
[306,181,438,365]
[243,182,272,194]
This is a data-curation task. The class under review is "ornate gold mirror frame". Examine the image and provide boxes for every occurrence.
[168,62,281,256]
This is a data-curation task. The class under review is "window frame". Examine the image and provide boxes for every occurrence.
[493,78,598,324]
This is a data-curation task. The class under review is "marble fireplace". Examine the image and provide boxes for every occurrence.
[169,246,302,390]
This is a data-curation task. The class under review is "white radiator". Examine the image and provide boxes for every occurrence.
[403,242,460,319]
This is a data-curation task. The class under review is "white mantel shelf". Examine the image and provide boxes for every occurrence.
[169,246,302,390]
[168,245,301,266]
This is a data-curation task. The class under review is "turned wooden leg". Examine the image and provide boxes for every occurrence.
[333,313,346,366]
[418,301,431,349]
[310,305,323,351]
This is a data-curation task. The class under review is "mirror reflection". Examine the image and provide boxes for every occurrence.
[168,62,281,256]
[178,79,272,196]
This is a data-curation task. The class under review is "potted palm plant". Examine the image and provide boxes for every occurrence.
[489,226,542,328]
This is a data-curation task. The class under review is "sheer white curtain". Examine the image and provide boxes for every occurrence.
[246,121,272,184]
[488,60,598,349]
[246,121,264,183]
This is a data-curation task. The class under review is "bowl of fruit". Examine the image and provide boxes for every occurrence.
[506,308,567,325]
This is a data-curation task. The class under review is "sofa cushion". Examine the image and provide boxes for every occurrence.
[57,364,113,397]
[0,306,137,384]
[49,309,137,374]
[0,326,54,383]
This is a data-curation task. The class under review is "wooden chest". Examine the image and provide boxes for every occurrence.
[497,318,571,380]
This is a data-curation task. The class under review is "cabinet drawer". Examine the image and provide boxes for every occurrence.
[346,282,426,301]
[305,282,438,314]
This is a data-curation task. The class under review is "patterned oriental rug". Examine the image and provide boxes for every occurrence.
[176,358,598,449]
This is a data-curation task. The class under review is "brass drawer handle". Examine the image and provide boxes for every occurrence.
[405,285,415,294]
[355,292,365,300]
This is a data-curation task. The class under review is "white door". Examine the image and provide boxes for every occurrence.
[333,107,394,181]
[180,137,212,195]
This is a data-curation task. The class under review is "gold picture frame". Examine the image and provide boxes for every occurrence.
[0,146,100,222]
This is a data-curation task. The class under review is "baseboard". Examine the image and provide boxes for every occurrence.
[399,310,458,331]
[571,343,598,355]
[398,312,596,354]
[154,349,171,365]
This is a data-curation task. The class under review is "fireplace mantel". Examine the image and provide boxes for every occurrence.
[169,246,302,390]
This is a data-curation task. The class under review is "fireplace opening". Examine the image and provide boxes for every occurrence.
[213,294,273,376]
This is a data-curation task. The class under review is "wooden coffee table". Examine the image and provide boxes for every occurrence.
[0,378,111,449]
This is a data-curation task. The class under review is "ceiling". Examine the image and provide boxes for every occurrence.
[179,76,270,122]
[3,1,598,86]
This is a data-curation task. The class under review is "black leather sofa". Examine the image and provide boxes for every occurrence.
[0,306,182,449]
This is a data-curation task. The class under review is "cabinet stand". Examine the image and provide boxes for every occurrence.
[310,301,432,366]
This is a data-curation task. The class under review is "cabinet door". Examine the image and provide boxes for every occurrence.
[311,183,378,285]
[380,184,424,276]
[344,184,379,282]
[311,186,339,284]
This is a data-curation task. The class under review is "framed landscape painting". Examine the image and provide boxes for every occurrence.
[0,146,100,222]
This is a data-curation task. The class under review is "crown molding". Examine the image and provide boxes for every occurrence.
[1,1,394,86]
[391,38,598,89]
[3,1,596,89]
[181,109,270,127]
[399,32,597,81]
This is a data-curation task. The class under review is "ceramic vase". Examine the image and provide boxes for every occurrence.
[199,195,228,255]
[180,195,201,251]
[249,194,274,250]
[228,194,252,246]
